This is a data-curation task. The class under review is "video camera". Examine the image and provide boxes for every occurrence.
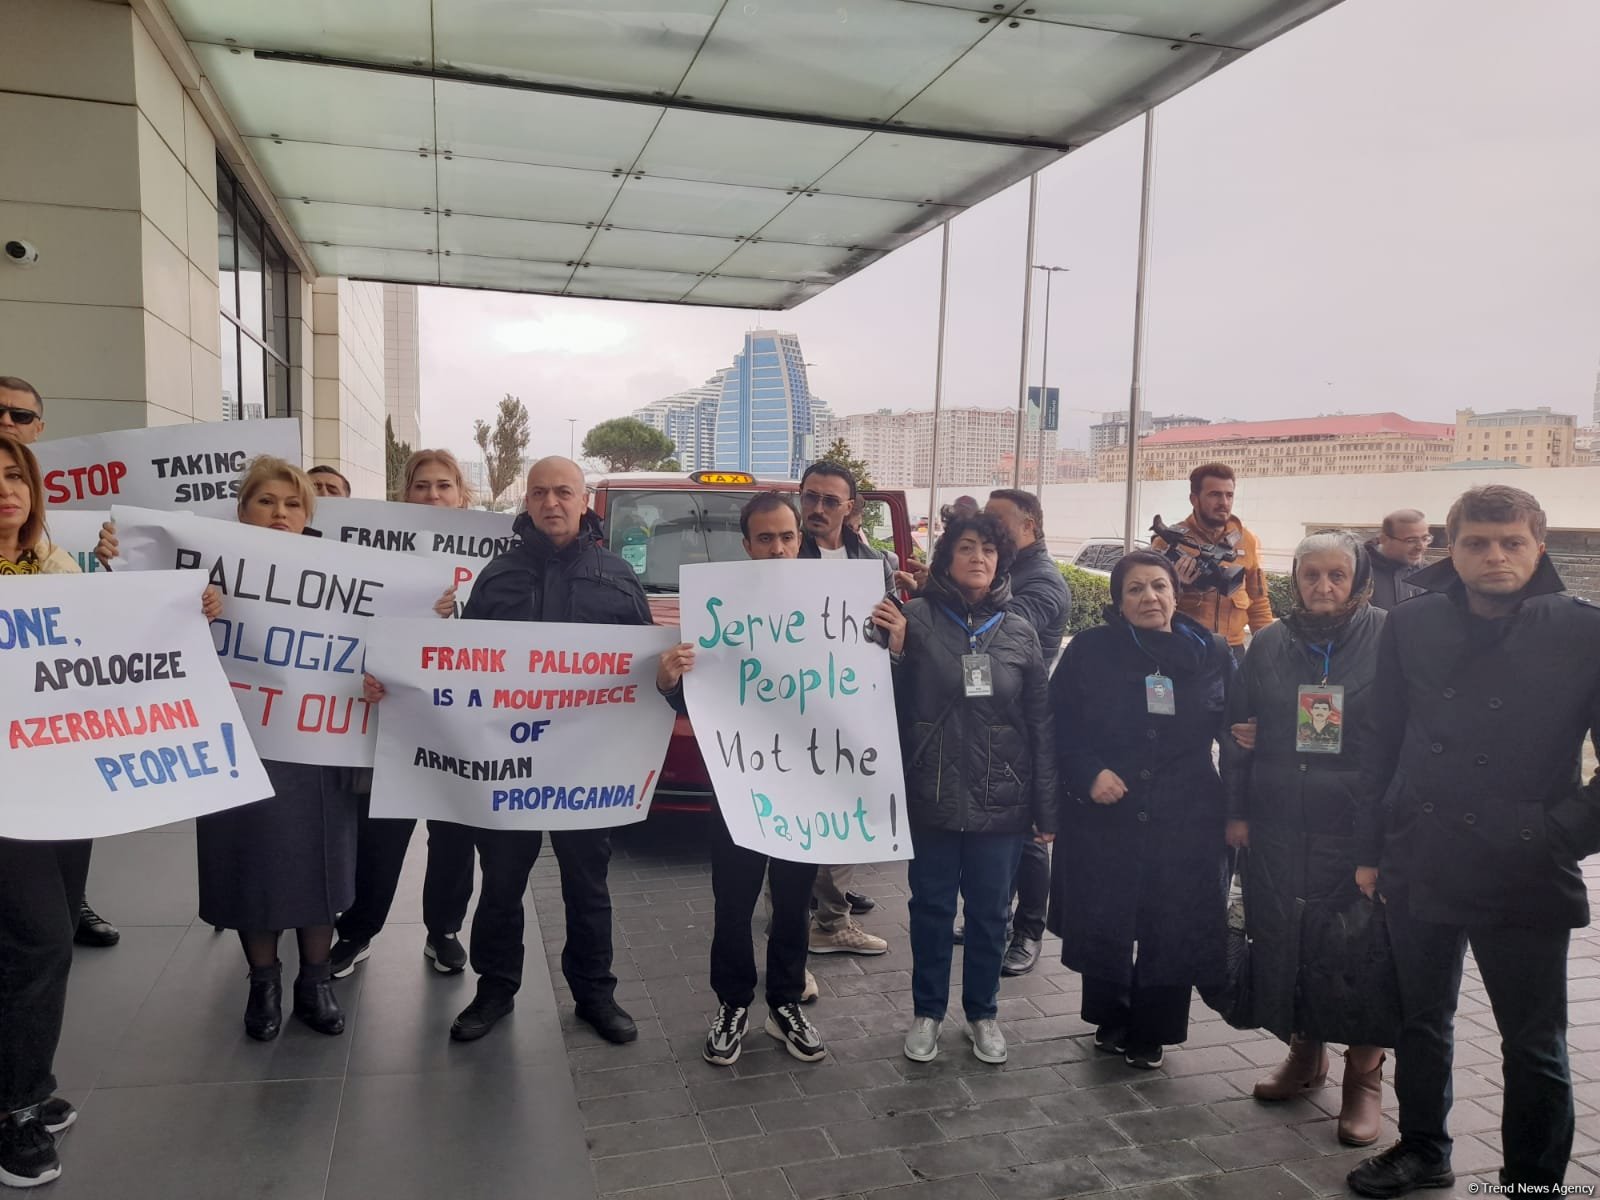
[1150,515,1246,596]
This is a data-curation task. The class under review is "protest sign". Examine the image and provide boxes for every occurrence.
[318,497,515,615]
[679,560,911,864]
[42,509,112,575]
[34,418,300,512]
[111,505,449,767]
[364,618,679,830]
[0,571,271,840]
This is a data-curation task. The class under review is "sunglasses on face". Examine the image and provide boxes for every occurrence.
[0,406,40,426]
[800,491,846,511]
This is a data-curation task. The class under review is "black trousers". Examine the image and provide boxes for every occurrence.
[1387,891,1574,1186]
[469,827,616,1005]
[709,806,817,1009]
[336,798,476,944]
[1081,973,1193,1048]
[1010,838,1050,941]
[0,838,90,1112]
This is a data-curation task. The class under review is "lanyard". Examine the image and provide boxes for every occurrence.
[939,605,1004,654]
[1128,626,1166,676]
[1301,640,1334,684]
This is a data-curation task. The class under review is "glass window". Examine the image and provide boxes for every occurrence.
[604,490,751,592]
[237,203,265,338]
[239,337,266,422]
[217,171,237,318]
[218,315,239,421]
[218,156,299,422]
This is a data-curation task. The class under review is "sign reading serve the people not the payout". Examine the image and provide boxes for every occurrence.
[317,497,515,615]
[679,559,912,864]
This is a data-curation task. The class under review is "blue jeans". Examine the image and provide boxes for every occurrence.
[907,828,1023,1022]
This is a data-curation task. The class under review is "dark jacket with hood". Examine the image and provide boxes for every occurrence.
[894,573,1057,837]
[1363,538,1425,611]
[799,525,894,591]
[1356,554,1600,928]
[465,511,652,628]
[1005,539,1072,660]
[1047,611,1234,989]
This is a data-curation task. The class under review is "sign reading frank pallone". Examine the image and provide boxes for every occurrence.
[317,497,515,616]
[0,571,271,840]
[110,506,449,767]
[678,559,912,864]
[364,617,679,831]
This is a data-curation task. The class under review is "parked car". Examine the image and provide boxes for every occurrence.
[1071,537,1150,576]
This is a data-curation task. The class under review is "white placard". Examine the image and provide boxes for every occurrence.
[0,571,271,839]
[110,505,449,766]
[40,509,113,576]
[365,618,680,830]
[679,559,912,863]
[34,418,301,512]
[317,497,515,615]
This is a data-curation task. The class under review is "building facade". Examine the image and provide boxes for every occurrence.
[815,406,1060,488]
[383,283,421,450]
[712,331,818,478]
[1099,412,1456,482]
[1089,411,1210,453]
[632,370,728,472]
[1454,407,1576,469]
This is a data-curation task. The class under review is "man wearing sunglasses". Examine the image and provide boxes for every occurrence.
[1365,508,1432,611]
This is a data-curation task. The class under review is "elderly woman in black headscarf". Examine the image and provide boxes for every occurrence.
[1224,529,1396,1149]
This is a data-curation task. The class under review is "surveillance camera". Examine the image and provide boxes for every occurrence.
[4,240,40,267]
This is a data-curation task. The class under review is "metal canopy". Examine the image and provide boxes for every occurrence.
[167,0,1340,308]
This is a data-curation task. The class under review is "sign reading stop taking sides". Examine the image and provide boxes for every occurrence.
[33,419,302,514]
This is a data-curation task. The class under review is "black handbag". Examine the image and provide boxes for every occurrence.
[1200,848,1255,1030]
[1298,893,1402,1048]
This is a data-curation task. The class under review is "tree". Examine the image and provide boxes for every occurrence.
[582,417,676,472]
[384,416,412,501]
[816,437,875,491]
[473,393,531,510]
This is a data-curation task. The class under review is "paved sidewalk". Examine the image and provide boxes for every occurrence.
[551,814,1600,1200]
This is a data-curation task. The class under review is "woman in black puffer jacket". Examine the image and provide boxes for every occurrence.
[893,512,1057,1068]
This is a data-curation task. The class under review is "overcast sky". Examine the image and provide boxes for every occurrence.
[417,0,1600,461]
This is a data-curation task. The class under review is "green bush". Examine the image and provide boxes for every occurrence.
[1059,563,1112,636]
[1266,571,1295,619]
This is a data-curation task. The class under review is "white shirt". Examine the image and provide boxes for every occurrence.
[818,544,848,560]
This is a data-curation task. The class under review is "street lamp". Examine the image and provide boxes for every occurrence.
[1031,264,1069,494]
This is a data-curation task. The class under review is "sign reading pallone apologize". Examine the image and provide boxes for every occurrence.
[0,572,271,840]
[364,618,679,830]
[679,560,912,864]
[111,506,449,767]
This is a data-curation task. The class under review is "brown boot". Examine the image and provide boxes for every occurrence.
[1252,1036,1328,1101]
[1337,1046,1385,1147]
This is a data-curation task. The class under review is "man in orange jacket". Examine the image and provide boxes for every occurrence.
[1153,462,1274,659]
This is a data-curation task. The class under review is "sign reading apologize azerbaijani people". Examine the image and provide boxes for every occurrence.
[0,571,271,840]
[34,418,301,512]
[364,618,679,830]
[679,560,912,864]
[317,497,515,615]
[110,506,449,767]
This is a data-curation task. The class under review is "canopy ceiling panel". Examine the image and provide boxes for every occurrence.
[168,0,1341,308]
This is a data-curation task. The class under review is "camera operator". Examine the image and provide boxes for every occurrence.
[1152,463,1273,661]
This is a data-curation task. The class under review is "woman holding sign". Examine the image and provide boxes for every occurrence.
[1047,550,1234,1071]
[893,511,1057,1067]
[331,449,476,981]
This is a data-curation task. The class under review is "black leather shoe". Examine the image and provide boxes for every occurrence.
[1347,1142,1455,1198]
[75,898,120,947]
[292,965,346,1035]
[576,998,638,1044]
[1001,935,1042,976]
[451,992,514,1042]
[244,964,282,1041]
[846,891,876,915]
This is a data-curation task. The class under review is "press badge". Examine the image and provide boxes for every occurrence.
[1144,673,1175,715]
[1296,683,1345,754]
[962,654,994,698]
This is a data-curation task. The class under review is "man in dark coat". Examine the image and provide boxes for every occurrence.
[1365,508,1430,611]
[449,456,652,1046]
[1349,485,1600,1197]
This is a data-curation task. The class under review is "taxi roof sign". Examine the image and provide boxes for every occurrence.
[690,471,756,486]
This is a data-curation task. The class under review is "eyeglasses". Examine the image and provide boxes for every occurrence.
[0,406,40,426]
[1388,534,1432,548]
[799,491,846,511]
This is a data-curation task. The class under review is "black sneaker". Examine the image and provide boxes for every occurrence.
[0,1110,62,1189]
[329,937,371,979]
[424,932,466,974]
[703,1003,748,1066]
[74,899,119,948]
[1093,1025,1126,1054]
[1124,1043,1164,1069]
[1347,1142,1455,1198]
[765,1002,827,1063]
[450,991,514,1042]
[845,891,876,915]
[38,1098,75,1135]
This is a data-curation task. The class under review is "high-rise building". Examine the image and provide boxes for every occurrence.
[632,370,728,471]
[1089,411,1209,453]
[383,284,422,449]
[712,331,819,478]
[1454,407,1576,468]
[814,406,1058,487]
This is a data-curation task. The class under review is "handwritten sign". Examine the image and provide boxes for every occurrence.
[34,419,301,512]
[679,560,911,864]
[317,497,515,615]
[364,618,679,830]
[110,506,448,767]
[0,571,271,839]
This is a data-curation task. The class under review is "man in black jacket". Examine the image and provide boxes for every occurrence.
[449,456,650,1045]
[1349,485,1600,1197]
[1365,508,1431,611]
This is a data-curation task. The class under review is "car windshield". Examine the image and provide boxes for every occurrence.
[605,490,753,593]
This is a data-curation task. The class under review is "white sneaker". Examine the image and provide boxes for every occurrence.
[966,1018,1007,1064]
[800,969,820,1004]
[809,920,888,956]
[903,1016,941,1062]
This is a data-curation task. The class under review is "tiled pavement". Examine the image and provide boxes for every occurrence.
[47,806,1600,1199]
